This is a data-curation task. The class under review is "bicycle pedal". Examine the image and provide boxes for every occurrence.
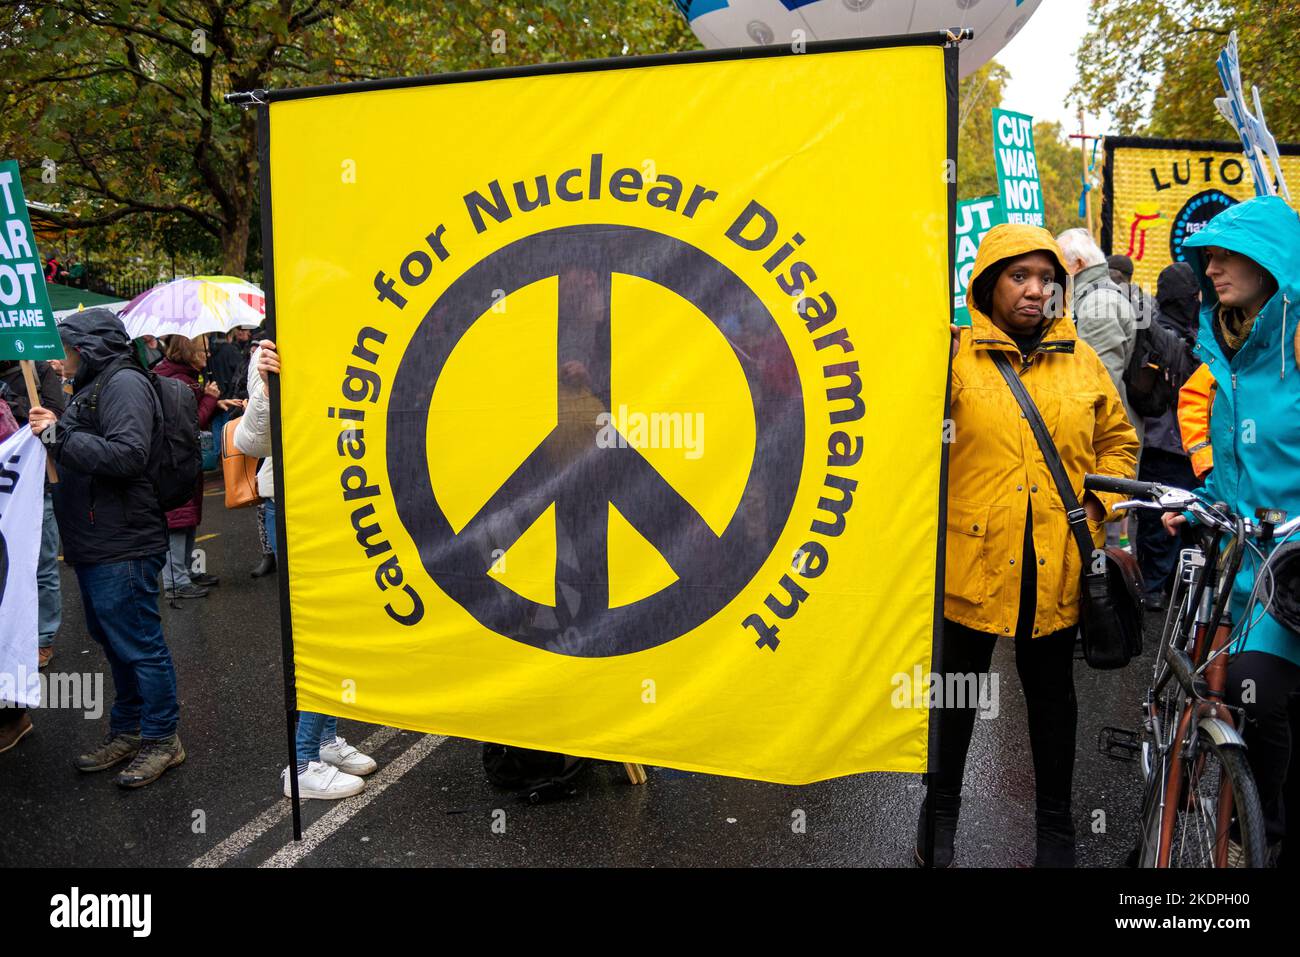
[1099,726,1141,761]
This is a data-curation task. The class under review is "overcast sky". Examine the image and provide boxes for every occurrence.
[996,1,1105,136]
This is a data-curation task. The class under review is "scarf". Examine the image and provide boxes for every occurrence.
[1217,305,1257,354]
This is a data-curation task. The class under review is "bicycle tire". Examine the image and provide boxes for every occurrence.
[1134,760,1164,867]
[1159,737,1267,868]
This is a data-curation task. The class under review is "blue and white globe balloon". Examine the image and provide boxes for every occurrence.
[673,0,1042,78]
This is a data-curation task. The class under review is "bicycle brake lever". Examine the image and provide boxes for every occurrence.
[1115,498,1163,511]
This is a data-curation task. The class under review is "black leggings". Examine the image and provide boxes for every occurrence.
[1227,651,1300,846]
[930,618,1079,805]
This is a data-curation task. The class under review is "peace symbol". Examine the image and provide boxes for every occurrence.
[388,224,803,657]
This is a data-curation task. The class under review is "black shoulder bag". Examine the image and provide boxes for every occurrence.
[989,351,1144,669]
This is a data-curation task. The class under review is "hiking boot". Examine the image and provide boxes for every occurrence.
[38,646,54,669]
[251,554,276,578]
[319,736,377,776]
[914,788,961,868]
[114,734,185,788]
[0,714,33,754]
[1035,797,1077,868]
[283,761,365,800]
[165,584,209,599]
[191,573,221,587]
[75,731,142,772]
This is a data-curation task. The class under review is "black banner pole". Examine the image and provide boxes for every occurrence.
[250,98,303,841]
[922,29,968,871]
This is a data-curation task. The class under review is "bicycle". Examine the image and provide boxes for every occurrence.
[1085,473,1300,868]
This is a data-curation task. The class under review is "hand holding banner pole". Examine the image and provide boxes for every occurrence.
[19,360,58,483]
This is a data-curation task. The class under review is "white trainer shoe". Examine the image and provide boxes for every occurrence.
[282,760,365,800]
[318,736,378,776]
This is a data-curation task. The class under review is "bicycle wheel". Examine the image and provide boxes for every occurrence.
[1163,735,1267,868]
[1133,754,1165,867]
[1132,677,1187,867]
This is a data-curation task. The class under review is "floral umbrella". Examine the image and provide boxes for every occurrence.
[118,275,265,339]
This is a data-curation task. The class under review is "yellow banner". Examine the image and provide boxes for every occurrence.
[266,42,953,784]
[1104,136,1300,292]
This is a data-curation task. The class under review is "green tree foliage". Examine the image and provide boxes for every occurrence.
[1074,0,1300,141]
[4,3,1102,279]
[957,61,1010,200]
[0,1,697,279]
[958,61,1091,237]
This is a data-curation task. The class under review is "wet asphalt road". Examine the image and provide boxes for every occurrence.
[1,473,1157,868]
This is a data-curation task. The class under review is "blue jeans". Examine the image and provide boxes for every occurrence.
[210,408,229,458]
[74,553,179,739]
[296,711,338,765]
[263,496,277,556]
[38,490,61,648]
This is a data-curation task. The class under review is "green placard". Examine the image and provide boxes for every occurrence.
[992,108,1044,228]
[0,160,63,361]
[953,194,1005,327]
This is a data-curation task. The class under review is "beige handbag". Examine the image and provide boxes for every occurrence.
[222,417,260,509]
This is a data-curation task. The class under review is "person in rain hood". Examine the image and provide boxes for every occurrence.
[1164,194,1300,863]
[27,308,185,789]
[919,224,1139,868]
[1134,262,1201,610]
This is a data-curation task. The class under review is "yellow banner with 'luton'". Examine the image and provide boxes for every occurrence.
[1103,135,1300,293]
[264,39,953,783]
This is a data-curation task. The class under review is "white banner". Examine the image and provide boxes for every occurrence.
[0,426,47,708]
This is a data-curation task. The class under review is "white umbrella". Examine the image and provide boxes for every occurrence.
[118,275,265,339]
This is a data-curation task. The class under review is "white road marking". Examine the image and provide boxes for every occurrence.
[189,725,401,868]
[257,733,446,868]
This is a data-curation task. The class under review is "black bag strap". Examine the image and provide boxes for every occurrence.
[989,351,1098,573]
[88,355,151,424]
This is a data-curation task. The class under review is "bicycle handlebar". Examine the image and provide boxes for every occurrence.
[1083,473,1300,542]
[1082,474,1164,499]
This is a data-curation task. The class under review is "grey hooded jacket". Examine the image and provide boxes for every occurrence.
[1070,262,1141,439]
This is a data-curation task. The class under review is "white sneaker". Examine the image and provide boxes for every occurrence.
[282,760,365,800]
[318,736,378,776]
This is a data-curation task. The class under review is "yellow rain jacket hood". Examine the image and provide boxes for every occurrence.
[946,224,1139,637]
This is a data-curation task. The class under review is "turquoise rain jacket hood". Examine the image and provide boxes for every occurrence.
[1183,195,1300,661]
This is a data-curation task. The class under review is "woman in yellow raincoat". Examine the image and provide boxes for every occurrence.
[919,224,1139,868]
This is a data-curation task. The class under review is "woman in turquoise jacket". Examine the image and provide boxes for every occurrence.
[1170,194,1300,858]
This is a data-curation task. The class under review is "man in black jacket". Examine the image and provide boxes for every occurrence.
[28,308,185,788]
[0,360,66,669]
[207,327,253,401]
[1135,262,1203,609]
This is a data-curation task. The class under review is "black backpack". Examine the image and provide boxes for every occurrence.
[1079,281,1194,419]
[481,743,590,804]
[90,357,202,512]
[1123,316,1194,419]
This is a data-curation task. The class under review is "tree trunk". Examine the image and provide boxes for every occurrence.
[220,205,251,277]
[219,109,260,277]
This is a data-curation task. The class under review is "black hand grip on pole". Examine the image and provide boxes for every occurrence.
[1083,473,1162,499]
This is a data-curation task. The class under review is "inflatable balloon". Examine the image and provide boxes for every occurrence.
[673,0,1043,78]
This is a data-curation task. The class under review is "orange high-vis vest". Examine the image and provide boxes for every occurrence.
[1178,363,1216,478]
